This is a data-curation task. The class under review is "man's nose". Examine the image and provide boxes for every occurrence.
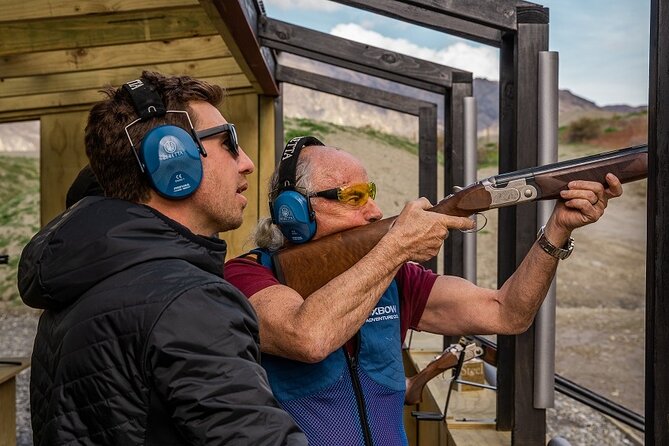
[237,146,255,175]
[364,198,383,222]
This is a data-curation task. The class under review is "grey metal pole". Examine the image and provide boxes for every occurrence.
[463,96,477,283]
[534,50,559,409]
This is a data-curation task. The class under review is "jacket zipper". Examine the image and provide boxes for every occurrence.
[345,336,374,446]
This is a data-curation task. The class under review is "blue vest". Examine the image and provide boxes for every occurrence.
[252,249,407,446]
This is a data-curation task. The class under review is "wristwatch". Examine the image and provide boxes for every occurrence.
[536,225,574,260]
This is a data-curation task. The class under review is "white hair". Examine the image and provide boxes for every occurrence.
[253,151,315,250]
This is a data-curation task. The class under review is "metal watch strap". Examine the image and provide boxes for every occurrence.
[536,225,574,260]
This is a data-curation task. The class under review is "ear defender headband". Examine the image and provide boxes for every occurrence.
[270,136,324,244]
[123,78,206,199]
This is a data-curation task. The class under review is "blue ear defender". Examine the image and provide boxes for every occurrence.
[123,78,206,200]
[139,124,203,199]
[270,136,325,244]
[271,189,317,244]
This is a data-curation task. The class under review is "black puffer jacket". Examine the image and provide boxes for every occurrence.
[18,197,307,446]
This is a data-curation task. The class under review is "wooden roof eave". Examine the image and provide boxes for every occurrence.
[199,0,279,96]
[0,1,266,122]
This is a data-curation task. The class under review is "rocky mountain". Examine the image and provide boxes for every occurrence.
[0,69,646,152]
[280,56,646,141]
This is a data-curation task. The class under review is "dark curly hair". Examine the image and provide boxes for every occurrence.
[84,71,224,202]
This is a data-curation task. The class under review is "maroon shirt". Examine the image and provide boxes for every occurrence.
[224,255,438,344]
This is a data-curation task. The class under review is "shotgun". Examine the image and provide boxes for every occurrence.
[274,144,648,298]
[404,342,483,405]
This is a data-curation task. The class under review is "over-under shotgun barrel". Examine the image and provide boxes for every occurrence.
[274,145,648,297]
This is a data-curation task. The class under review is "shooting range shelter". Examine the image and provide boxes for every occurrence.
[1,0,667,444]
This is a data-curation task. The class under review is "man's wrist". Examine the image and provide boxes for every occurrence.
[376,234,410,265]
[536,225,574,260]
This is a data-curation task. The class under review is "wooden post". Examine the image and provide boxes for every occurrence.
[274,83,285,165]
[0,358,30,446]
[442,79,473,348]
[419,105,438,272]
[258,95,276,219]
[443,79,473,279]
[646,0,669,444]
[221,92,260,258]
[496,6,549,444]
[40,111,89,225]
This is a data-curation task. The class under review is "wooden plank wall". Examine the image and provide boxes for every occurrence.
[40,111,89,224]
[1,1,268,249]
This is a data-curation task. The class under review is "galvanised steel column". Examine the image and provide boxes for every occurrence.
[534,50,559,409]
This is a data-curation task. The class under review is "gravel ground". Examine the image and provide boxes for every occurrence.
[1,311,643,446]
[1,310,37,446]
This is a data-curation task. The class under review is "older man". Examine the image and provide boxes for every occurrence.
[225,135,622,446]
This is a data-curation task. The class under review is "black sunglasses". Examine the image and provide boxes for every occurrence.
[195,123,239,157]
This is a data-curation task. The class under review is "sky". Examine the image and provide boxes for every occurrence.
[262,0,651,107]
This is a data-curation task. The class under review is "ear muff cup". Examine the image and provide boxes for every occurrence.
[140,125,203,199]
[271,189,316,244]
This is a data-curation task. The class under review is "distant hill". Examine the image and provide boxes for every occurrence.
[474,79,647,136]
[282,68,647,140]
[0,69,647,152]
[0,121,39,153]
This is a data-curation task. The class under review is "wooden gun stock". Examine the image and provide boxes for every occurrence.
[404,343,483,405]
[274,144,648,297]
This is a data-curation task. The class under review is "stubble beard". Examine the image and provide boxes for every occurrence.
[215,200,245,233]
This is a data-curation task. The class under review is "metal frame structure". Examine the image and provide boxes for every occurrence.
[6,0,663,443]
[275,65,439,205]
[319,3,669,445]
[319,2,550,442]
[258,17,474,274]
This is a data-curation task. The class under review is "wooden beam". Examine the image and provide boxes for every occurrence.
[1,36,231,78]
[0,58,242,98]
[200,0,278,95]
[0,0,198,22]
[0,84,257,122]
[0,105,90,123]
[647,0,669,444]
[401,0,547,31]
[1,7,218,56]
[264,42,444,95]
[0,74,251,113]
[329,0,502,47]
[275,65,432,116]
[259,17,472,92]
